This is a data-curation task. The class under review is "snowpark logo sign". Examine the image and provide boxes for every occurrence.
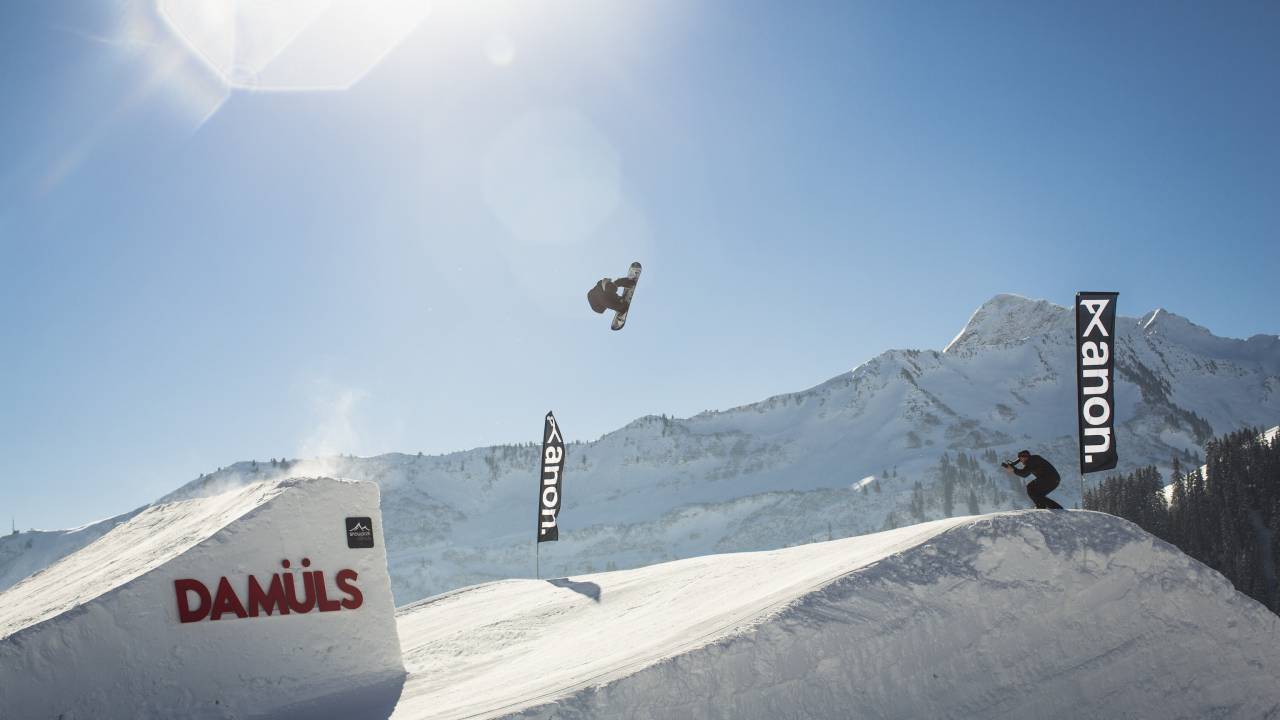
[346,516,374,548]
[173,558,363,624]
[1075,291,1119,474]
[536,411,564,543]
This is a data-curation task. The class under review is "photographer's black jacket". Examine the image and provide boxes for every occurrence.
[1013,455,1061,483]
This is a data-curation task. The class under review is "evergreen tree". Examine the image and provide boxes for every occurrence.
[942,467,955,517]
[1093,427,1280,616]
[881,511,901,531]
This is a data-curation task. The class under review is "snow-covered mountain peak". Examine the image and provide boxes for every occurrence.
[944,293,1066,354]
[1140,307,1213,340]
[1136,306,1280,368]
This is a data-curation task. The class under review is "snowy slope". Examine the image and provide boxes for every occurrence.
[0,478,403,720]
[4,294,1278,606]
[0,508,145,590]
[381,511,1280,720]
[0,482,288,637]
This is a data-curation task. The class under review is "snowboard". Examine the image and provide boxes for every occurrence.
[611,261,642,331]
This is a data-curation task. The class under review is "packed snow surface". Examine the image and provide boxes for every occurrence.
[0,478,403,720]
[385,511,1280,720]
[0,481,290,637]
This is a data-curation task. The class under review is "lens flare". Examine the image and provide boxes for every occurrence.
[157,0,434,91]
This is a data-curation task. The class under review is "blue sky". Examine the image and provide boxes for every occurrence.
[2,0,1278,530]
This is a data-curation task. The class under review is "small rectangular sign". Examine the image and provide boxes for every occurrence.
[346,516,374,548]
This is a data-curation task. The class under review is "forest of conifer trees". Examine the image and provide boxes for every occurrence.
[1084,427,1280,615]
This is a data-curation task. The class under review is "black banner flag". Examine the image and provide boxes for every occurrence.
[536,411,564,542]
[1075,292,1119,474]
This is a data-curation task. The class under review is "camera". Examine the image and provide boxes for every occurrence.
[1000,460,1017,469]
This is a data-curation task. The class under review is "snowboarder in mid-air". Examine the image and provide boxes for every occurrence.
[587,262,642,331]
[1002,450,1065,510]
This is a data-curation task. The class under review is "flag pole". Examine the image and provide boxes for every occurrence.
[1080,470,1088,573]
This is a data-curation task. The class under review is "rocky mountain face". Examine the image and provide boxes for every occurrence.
[4,294,1277,605]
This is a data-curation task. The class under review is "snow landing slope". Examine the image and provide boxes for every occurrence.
[387,511,1280,720]
[0,478,402,720]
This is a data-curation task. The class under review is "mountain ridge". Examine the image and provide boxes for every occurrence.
[3,293,1277,604]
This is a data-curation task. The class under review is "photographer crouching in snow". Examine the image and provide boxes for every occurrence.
[1002,450,1065,510]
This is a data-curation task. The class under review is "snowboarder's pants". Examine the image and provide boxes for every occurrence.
[604,295,629,313]
[605,277,635,313]
[1026,477,1064,510]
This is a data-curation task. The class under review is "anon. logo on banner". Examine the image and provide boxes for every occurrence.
[537,411,564,543]
[1075,291,1119,474]
[346,517,374,548]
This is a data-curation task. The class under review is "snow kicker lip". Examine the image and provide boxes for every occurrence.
[1,477,403,720]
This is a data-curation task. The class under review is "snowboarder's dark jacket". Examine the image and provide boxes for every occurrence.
[587,277,634,314]
[1013,455,1061,484]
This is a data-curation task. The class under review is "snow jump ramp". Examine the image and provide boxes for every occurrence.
[392,511,1280,720]
[0,477,403,719]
